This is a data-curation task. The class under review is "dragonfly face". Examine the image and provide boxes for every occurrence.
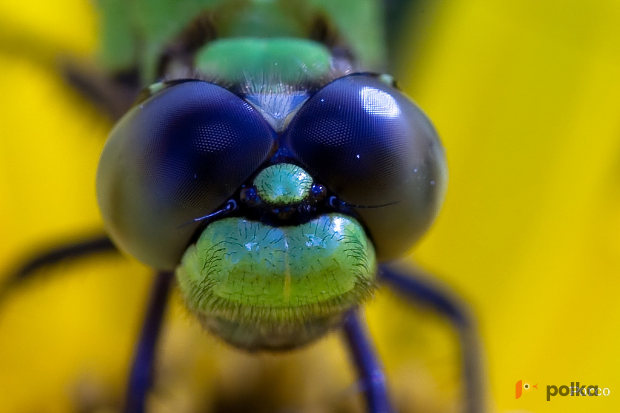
[0,1,491,411]
[97,73,447,350]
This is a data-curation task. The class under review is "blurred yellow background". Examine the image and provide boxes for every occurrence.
[0,0,618,412]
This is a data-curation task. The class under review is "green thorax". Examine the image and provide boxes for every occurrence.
[194,38,332,86]
[96,0,385,84]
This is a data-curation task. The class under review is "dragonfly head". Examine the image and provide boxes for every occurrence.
[96,74,447,350]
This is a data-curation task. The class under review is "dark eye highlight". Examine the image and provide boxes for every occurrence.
[97,81,276,269]
[283,74,447,260]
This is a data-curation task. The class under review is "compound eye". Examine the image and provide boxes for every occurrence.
[97,81,276,269]
[283,74,447,260]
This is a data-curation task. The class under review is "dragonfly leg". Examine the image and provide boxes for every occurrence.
[378,264,486,413]
[0,234,117,305]
[62,60,140,121]
[341,309,394,413]
[123,270,174,413]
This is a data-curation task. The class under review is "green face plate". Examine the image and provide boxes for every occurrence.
[176,213,377,349]
[253,163,313,205]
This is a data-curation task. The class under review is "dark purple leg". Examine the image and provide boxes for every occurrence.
[342,309,394,413]
[123,271,174,413]
[379,264,485,413]
[0,234,117,305]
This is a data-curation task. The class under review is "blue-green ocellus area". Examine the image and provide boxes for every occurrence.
[254,164,313,205]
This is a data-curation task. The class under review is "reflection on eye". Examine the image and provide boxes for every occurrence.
[283,74,446,261]
[360,86,400,117]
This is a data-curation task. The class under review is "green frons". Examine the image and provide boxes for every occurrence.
[254,164,313,205]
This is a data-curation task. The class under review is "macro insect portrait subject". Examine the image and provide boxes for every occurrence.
[0,0,485,411]
[8,1,620,411]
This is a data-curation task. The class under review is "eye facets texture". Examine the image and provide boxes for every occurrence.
[283,74,447,260]
[97,81,276,269]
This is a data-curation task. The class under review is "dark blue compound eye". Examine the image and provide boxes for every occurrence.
[97,81,276,269]
[283,74,447,260]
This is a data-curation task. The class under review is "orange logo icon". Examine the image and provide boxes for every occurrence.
[516,380,538,399]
